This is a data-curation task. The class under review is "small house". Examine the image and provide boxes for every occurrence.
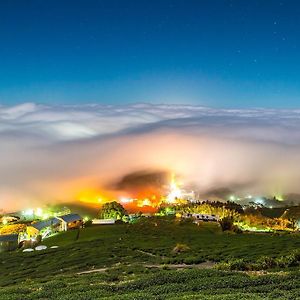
[56,214,82,231]
[0,234,19,252]
[27,218,61,238]
[26,214,83,239]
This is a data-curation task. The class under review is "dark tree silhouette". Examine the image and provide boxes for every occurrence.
[99,201,127,220]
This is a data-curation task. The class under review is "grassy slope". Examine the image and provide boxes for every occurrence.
[0,217,300,299]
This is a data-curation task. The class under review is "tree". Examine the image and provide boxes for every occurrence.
[219,216,234,231]
[288,218,297,231]
[178,202,241,221]
[99,201,127,220]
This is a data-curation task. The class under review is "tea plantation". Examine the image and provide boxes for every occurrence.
[0,217,300,299]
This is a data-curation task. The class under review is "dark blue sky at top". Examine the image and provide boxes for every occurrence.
[0,0,300,108]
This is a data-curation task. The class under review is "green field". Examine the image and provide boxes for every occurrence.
[1,217,300,299]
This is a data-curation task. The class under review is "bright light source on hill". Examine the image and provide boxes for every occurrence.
[35,208,43,217]
[254,198,264,205]
[142,199,151,206]
[120,197,132,204]
[23,209,34,216]
[166,174,182,203]
[42,213,49,220]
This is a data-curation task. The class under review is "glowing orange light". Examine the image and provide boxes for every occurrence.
[76,189,111,205]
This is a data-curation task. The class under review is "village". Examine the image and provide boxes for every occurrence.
[0,178,300,299]
[1,178,300,253]
[0,203,223,253]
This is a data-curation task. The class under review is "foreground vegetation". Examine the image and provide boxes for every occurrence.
[1,268,300,300]
[1,217,300,299]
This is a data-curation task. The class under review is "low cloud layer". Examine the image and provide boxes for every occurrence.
[1,102,300,211]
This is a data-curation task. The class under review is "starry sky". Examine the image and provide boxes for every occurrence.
[0,0,300,108]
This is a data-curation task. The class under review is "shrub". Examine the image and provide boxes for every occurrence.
[256,256,277,269]
[277,251,300,268]
[215,259,248,271]
[172,243,190,254]
[219,216,234,231]
[232,225,243,234]
[115,219,124,225]
[214,262,229,270]
[84,220,93,227]
[183,256,205,265]
[216,250,300,271]
[179,218,194,226]
[227,258,249,271]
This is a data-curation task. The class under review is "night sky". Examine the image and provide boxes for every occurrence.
[0,0,300,107]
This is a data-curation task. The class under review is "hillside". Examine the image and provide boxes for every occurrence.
[0,218,300,299]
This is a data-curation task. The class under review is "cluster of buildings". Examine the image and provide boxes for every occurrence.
[0,213,83,253]
[26,213,83,238]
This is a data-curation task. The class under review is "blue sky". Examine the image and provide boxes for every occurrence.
[0,0,300,108]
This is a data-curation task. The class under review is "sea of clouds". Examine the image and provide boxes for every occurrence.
[1,102,300,211]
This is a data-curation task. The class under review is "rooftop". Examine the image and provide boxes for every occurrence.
[31,218,61,231]
[58,214,82,223]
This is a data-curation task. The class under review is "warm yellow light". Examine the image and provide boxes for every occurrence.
[35,208,43,217]
[42,214,49,220]
[76,189,110,205]
[120,197,133,204]
[166,173,182,203]
[142,198,151,206]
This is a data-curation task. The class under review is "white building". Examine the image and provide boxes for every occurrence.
[92,219,115,225]
[182,213,219,222]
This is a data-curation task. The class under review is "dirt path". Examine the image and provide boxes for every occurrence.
[238,270,289,276]
[77,261,215,275]
[136,250,158,257]
[145,261,215,269]
[77,268,107,275]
